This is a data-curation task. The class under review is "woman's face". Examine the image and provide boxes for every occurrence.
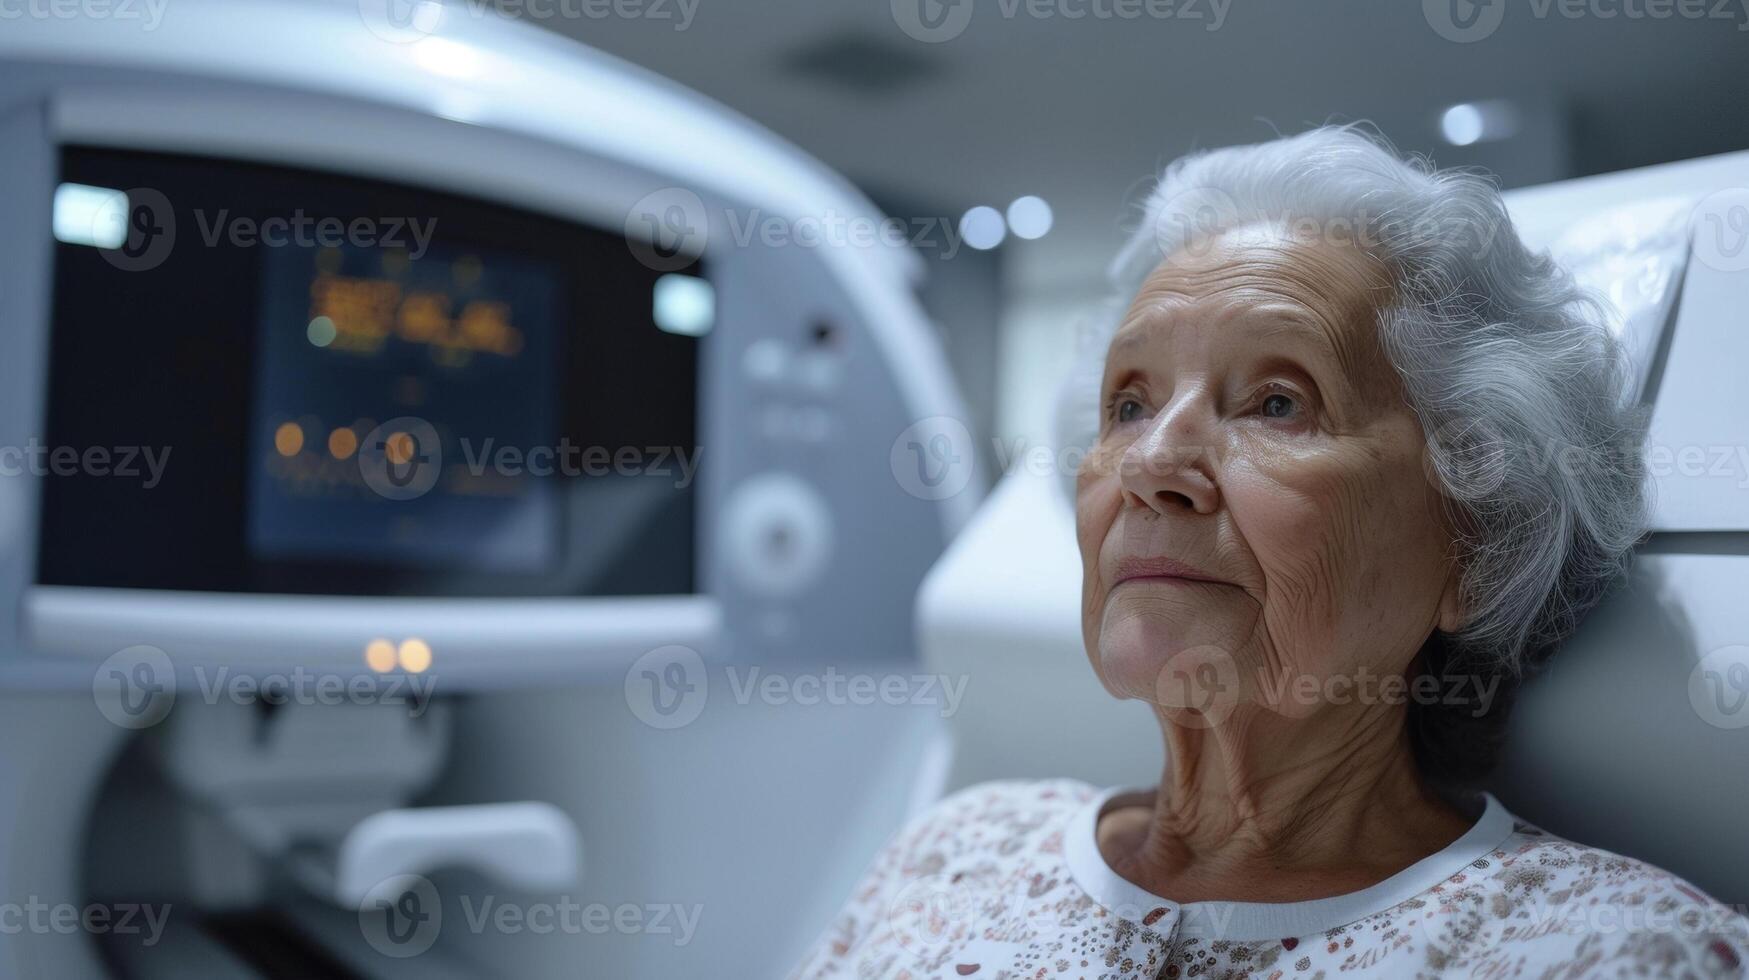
[1076,226,1464,725]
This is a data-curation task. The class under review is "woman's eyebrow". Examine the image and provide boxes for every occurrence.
[1242,312,1355,386]
[1107,302,1364,391]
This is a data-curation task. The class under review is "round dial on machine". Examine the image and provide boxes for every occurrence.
[718,473,834,598]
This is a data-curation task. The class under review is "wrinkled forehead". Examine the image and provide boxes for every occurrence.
[1111,224,1400,396]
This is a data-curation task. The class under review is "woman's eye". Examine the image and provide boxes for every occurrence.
[1115,398,1144,424]
[1260,389,1300,420]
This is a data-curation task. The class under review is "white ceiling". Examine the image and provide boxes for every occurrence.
[529,0,1749,288]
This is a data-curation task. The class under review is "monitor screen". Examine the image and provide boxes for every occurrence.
[249,239,562,574]
[38,147,704,597]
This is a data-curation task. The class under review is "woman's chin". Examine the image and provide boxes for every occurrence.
[1097,607,1248,719]
[1096,612,1192,704]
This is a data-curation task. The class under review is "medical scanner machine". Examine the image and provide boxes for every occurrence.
[921,151,1749,901]
[0,1,982,976]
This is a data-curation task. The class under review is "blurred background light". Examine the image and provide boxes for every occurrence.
[51,183,126,249]
[1006,196,1053,240]
[1441,99,1523,147]
[653,273,716,336]
[959,205,1006,250]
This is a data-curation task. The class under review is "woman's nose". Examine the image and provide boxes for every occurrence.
[1118,402,1220,516]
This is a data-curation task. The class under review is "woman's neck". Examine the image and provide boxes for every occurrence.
[1098,702,1474,905]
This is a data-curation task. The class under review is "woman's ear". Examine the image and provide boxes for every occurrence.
[1435,564,1466,635]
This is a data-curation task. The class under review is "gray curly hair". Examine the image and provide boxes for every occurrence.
[1056,124,1653,787]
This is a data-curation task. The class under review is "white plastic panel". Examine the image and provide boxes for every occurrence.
[26,586,721,687]
[1642,220,1749,531]
[1505,150,1749,531]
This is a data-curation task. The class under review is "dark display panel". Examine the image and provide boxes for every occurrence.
[38,147,702,596]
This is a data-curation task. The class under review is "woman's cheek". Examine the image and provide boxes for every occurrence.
[1222,447,1352,663]
[1076,444,1127,669]
[1075,445,1124,554]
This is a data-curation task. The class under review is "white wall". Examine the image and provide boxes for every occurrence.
[993,280,1107,457]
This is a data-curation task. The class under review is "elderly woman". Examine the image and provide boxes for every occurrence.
[791,126,1748,978]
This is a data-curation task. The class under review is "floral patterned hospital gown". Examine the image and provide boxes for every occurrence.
[790,779,1748,979]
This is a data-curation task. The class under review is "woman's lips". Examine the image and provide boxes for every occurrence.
[1110,555,1232,587]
